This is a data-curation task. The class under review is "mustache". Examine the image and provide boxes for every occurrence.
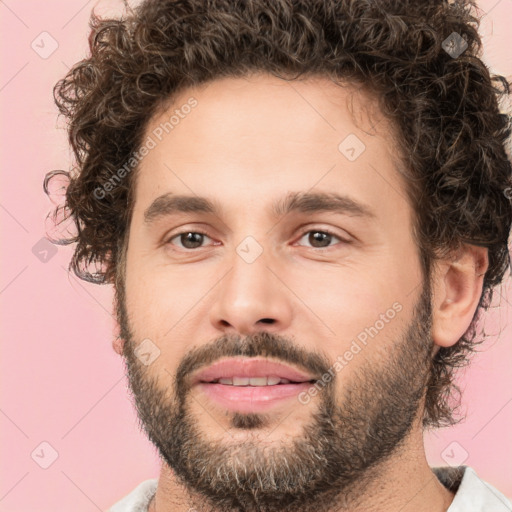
[174,331,332,392]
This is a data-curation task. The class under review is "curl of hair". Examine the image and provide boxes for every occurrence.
[45,0,512,428]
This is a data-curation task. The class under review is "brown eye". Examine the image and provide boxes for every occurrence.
[167,231,211,250]
[296,230,344,249]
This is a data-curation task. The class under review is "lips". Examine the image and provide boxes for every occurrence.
[192,358,319,414]
[193,357,318,386]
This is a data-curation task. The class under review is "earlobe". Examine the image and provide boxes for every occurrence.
[113,336,126,355]
[431,245,489,348]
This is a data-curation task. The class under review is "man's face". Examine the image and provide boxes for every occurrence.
[117,74,433,512]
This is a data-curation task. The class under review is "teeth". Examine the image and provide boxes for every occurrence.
[214,376,297,386]
[249,377,268,386]
[232,377,250,386]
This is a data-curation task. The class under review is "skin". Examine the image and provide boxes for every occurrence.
[113,73,488,511]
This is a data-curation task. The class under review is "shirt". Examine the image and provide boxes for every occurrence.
[107,465,512,512]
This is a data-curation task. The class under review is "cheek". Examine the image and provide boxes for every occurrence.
[124,258,216,342]
[123,273,193,380]
[296,265,409,359]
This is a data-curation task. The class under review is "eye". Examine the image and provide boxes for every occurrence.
[295,229,348,249]
[164,228,350,252]
[166,231,216,250]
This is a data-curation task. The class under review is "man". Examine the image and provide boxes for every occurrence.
[46,0,512,510]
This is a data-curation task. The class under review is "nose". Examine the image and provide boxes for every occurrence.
[209,248,293,336]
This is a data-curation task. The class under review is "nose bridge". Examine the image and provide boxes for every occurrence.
[231,239,271,299]
[224,239,275,311]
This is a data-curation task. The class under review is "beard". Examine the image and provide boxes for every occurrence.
[116,278,434,512]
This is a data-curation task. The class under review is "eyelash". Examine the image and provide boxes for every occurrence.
[164,227,350,251]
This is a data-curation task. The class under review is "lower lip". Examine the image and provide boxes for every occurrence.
[196,382,314,413]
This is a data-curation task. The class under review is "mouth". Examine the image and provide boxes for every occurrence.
[192,358,319,413]
[193,357,318,385]
[202,376,317,386]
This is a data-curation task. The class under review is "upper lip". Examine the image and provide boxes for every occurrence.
[193,358,318,384]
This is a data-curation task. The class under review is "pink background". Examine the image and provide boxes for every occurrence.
[1,1,511,510]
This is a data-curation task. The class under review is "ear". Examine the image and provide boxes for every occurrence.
[431,244,489,348]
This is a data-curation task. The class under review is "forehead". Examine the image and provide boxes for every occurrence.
[131,73,408,222]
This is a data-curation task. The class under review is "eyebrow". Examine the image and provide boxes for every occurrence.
[143,191,376,225]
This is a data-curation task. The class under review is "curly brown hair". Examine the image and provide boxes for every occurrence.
[45,0,512,428]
